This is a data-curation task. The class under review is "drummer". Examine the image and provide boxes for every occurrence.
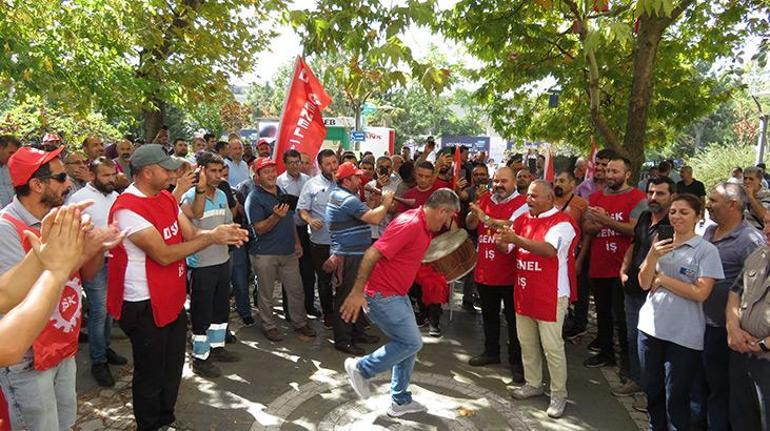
[466,167,528,383]
[339,189,461,417]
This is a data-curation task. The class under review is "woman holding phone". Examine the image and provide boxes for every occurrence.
[637,193,724,430]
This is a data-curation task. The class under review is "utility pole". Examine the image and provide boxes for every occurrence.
[753,93,770,165]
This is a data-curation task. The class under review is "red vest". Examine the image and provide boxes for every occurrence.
[0,213,82,371]
[0,389,8,431]
[107,191,186,327]
[474,193,527,286]
[587,188,646,278]
[513,211,578,322]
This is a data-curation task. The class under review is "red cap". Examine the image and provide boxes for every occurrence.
[251,157,277,174]
[42,133,62,143]
[257,139,271,148]
[336,162,364,180]
[9,146,65,187]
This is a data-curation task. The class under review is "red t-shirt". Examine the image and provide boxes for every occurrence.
[474,193,527,286]
[434,177,452,189]
[366,208,432,297]
[588,187,646,278]
[398,184,441,213]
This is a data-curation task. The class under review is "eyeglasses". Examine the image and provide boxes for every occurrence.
[39,172,69,183]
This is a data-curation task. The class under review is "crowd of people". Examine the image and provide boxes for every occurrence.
[0,130,768,431]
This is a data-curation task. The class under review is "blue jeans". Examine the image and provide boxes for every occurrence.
[357,293,423,405]
[638,331,700,431]
[690,326,730,431]
[230,246,252,320]
[83,265,111,364]
[0,356,77,430]
[624,293,646,384]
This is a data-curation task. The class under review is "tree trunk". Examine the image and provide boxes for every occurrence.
[622,1,695,181]
[142,98,165,143]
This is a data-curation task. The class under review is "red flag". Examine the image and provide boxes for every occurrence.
[544,147,555,182]
[452,146,462,190]
[586,136,598,180]
[274,57,332,174]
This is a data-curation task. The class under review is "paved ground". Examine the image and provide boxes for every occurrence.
[73,292,646,430]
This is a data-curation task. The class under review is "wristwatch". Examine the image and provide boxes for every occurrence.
[483,214,490,224]
[195,188,206,194]
[760,338,769,352]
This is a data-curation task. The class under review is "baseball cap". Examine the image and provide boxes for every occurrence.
[42,133,62,143]
[251,157,277,174]
[336,162,364,180]
[130,144,182,170]
[8,145,65,187]
[257,139,271,148]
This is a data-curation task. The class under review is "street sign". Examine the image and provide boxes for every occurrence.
[351,131,366,142]
[324,117,355,127]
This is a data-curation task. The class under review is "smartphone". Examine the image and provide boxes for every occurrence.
[657,225,674,241]
[278,194,298,211]
[378,166,389,176]
[193,168,201,184]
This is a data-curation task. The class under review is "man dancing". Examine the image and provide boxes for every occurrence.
[339,188,460,417]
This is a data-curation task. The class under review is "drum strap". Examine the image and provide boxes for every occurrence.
[559,194,574,213]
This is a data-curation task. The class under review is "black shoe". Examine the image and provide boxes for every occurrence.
[353,334,380,344]
[587,337,601,353]
[415,314,427,328]
[461,301,477,313]
[91,363,115,387]
[584,353,616,368]
[335,343,365,356]
[468,353,501,367]
[225,330,237,344]
[510,362,525,384]
[428,323,441,337]
[323,314,333,329]
[192,358,221,378]
[241,316,256,327]
[106,348,128,366]
[210,347,240,363]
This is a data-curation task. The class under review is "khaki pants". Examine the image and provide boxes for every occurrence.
[250,254,307,330]
[516,296,569,397]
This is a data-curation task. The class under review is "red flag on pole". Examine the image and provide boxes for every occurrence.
[586,136,598,180]
[544,146,555,182]
[274,57,332,174]
[452,146,462,189]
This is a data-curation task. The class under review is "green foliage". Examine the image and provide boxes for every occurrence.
[440,0,770,152]
[686,143,756,190]
[0,97,124,144]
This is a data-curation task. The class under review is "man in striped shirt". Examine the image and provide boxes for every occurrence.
[326,162,394,356]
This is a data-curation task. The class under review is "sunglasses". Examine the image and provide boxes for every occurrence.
[39,172,69,183]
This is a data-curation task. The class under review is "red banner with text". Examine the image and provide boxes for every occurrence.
[274,57,332,174]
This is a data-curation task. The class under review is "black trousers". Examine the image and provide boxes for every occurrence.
[591,277,628,357]
[119,301,186,431]
[297,226,317,313]
[477,283,521,363]
[309,242,334,315]
[332,255,367,345]
[570,255,591,330]
[408,283,442,324]
[190,261,231,335]
[729,351,770,431]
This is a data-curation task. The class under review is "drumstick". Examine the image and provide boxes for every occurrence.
[365,184,417,208]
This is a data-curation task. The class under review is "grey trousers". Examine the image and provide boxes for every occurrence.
[249,254,307,330]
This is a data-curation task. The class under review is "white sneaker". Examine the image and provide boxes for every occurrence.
[510,384,545,400]
[386,400,428,417]
[344,358,370,399]
[546,395,567,418]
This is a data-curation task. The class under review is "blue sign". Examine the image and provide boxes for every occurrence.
[351,131,366,142]
[440,136,491,156]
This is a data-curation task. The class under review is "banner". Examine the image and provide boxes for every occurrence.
[274,57,332,174]
[440,136,490,156]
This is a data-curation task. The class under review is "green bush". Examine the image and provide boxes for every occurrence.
[686,143,757,190]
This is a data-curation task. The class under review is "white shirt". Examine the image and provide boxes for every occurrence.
[226,159,251,187]
[113,184,182,302]
[66,182,118,228]
[537,207,577,298]
[365,174,401,238]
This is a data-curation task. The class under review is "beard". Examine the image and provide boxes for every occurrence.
[94,180,116,194]
[554,186,564,197]
[648,201,664,214]
[40,188,66,208]
[493,187,510,199]
[606,179,622,191]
